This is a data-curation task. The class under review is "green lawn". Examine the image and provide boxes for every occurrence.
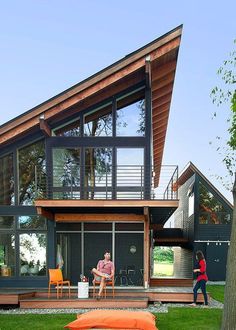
[207,285,225,303]
[156,308,222,330]
[0,309,223,330]
[153,262,174,276]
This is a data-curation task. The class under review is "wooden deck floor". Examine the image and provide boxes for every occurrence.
[0,286,210,309]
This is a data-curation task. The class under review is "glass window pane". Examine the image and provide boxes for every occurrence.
[84,103,112,137]
[85,147,112,199]
[0,216,15,229]
[199,181,231,224]
[117,148,144,199]
[20,233,47,276]
[116,89,145,136]
[18,215,47,230]
[0,234,15,277]
[115,233,143,286]
[18,140,46,205]
[53,148,80,188]
[53,118,80,136]
[0,153,14,205]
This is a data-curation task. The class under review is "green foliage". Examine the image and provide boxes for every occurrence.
[153,246,174,263]
[211,40,236,178]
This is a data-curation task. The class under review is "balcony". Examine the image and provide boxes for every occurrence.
[34,165,178,201]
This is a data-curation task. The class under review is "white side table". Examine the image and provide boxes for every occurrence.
[78,282,89,298]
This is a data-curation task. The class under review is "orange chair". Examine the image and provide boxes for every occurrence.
[92,275,115,299]
[48,269,71,299]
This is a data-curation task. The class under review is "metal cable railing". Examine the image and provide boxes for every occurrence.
[34,165,178,200]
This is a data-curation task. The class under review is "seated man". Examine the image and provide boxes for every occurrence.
[91,250,115,300]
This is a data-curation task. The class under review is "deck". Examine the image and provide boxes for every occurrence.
[0,286,210,309]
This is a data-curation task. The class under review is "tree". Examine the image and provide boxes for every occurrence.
[211,40,236,330]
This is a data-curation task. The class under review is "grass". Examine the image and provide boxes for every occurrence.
[0,314,76,330]
[156,308,222,330]
[153,262,174,276]
[207,285,225,303]
[0,308,223,330]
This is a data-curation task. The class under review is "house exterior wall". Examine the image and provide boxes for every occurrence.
[174,174,195,247]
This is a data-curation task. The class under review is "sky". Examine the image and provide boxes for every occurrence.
[0,0,235,202]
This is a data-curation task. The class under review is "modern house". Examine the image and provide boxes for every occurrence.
[172,162,233,281]
[0,24,232,292]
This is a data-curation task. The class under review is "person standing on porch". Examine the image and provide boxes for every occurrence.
[91,250,115,300]
[190,250,208,307]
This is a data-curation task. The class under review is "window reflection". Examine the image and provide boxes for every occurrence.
[116,148,144,199]
[20,233,47,276]
[85,147,112,199]
[53,118,80,136]
[116,89,145,136]
[0,234,15,277]
[53,148,80,187]
[19,215,47,230]
[0,153,14,205]
[199,181,231,224]
[18,140,46,205]
[84,103,112,137]
[0,216,14,229]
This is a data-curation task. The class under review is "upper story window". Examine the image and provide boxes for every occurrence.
[199,181,231,225]
[0,153,14,205]
[84,103,112,137]
[116,88,145,137]
[53,118,80,136]
[18,140,46,205]
[53,148,80,188]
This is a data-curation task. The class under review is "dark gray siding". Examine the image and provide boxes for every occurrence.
[173,247,193,278]
[174,174,195,247]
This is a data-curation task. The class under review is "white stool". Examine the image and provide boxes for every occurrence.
[78,282,89,298]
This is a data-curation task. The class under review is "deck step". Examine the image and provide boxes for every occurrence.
[19,297,149,309]
[150,278,193,287]
[0,291,35,305]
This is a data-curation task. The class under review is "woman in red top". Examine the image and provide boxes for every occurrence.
[190,250,208,306]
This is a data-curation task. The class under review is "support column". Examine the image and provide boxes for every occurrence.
[143,206,150,288]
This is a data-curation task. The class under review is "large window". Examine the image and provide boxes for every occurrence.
[116,148,144,199]
[19,233,47,276]
[18,140,46,205]
[199,181,231,224]
[53,118,80,137]
[85,147,112,199]
[84,103,112,137]
[18,215,47,230]
[0,153,14,205]
[0,233,15,277]
[53,148,80,199]
[116,89,145,136]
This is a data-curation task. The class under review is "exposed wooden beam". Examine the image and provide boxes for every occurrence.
[143,206,150,287]
[36,207,54,221]
[34,199,179,208]
[39,117,51,137]
[55,213,145,222]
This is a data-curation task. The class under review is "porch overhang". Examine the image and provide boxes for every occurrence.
[35,199,179,224]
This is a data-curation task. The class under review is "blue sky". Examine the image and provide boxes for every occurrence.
[0,1,235,202]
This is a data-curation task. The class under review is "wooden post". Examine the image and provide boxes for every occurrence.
[143,207,150,288]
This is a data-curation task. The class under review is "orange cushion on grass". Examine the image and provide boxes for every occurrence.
[64,309,157,330]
